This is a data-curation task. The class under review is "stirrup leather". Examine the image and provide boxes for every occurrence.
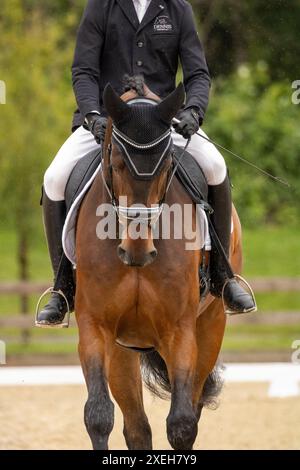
[35,287,71,329]
[222,274,257,315]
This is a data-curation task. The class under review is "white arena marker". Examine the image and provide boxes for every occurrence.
[0,366,85,386]
[223,363,300,398]
[268,379,300,398]
[0,364,300,398]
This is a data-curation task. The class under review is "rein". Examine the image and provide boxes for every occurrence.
[164,137,191,194]
[172,119,291,188]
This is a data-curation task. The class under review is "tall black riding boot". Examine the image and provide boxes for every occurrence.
[208,174,256,315]
[36,189,75,327]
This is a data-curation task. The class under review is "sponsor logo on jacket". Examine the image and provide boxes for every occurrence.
[154,16,173,32]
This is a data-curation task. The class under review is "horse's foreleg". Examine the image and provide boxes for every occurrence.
[160,322,198,450]
[108,346,152,450]
[77,316,114,450]
[193,299,226,420]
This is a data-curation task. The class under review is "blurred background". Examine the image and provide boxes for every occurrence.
[0,0,299,365]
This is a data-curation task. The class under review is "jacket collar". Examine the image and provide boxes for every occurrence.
[116,0,140,30]
[117,0,167,32]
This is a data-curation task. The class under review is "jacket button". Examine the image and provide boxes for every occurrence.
[136,60,143,66]
[137,41,144,48]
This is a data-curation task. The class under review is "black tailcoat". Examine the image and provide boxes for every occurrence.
[72,0,211,128]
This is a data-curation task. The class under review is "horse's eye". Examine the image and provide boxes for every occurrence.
[111,153,125,173]
[112,162,125,173]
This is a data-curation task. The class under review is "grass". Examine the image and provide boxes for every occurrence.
[0,228,51,282]
[1,225,300,280]
[1,292,299,318]
[7,342,77,355]
[1,225,300,281]
[223,324,300,351]
[255,292,300,312]
[242,226,300,277]
[0,225,299,357]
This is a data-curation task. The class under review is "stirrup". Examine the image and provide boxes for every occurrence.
[221,274,257,315]
[35,287,71,329]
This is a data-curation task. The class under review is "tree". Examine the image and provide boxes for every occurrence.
[192,0,300,81]
[0,0,77,340]
[205,63,300,226]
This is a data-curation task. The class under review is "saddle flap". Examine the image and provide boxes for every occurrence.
[64,148,102,212]
[173,145,208,203]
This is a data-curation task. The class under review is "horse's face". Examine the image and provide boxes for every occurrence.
[103,83,184,267]
[110,142,172,267]
[110,144,172,209]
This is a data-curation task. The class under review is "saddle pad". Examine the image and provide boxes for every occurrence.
[62,147,211,265]
[62,149,102,265]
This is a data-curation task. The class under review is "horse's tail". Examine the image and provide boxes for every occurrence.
[199,366,224,409]
[140,351,171,399]
[140,350,223,407]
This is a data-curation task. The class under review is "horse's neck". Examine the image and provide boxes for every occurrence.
[167,177,194,206]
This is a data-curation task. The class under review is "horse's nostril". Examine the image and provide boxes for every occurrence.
[118,246,125,257]
[117,246,130,265]
[150,249,158,259]
[118,245,157,267]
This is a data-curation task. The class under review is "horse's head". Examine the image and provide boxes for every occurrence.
[103,78,184,267]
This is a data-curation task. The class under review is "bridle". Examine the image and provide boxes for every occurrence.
[101,133,171,226]
[101,98,190,226]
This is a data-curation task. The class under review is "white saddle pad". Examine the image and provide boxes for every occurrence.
[62,163,102,265]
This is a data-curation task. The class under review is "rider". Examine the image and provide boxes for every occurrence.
[37,0,255,327]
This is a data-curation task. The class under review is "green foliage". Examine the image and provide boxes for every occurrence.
[205,63,300,227]
[193,0,300,81]
[0,0,77,241]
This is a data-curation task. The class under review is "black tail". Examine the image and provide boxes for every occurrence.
[141,350,223,407]
[200,365,224,409]
[140,350,171,399]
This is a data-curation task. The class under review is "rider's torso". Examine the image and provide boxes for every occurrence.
[73,0,185,128]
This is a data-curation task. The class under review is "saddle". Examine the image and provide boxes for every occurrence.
[65,145,208,212]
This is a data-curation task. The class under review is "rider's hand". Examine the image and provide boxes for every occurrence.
[85,113,108,144]
[173,108,201,139]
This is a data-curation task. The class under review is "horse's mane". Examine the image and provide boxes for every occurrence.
[123,75,145,97]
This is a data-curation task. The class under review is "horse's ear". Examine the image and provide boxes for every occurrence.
[156,83,185,124]
[103,84,130,123]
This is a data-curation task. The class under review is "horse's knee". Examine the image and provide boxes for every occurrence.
[167,410,198,450]
[84,396,114,449]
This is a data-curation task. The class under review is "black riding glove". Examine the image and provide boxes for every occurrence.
[173,108,201,139]
[85,113,108,144]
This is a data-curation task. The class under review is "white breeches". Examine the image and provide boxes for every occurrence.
[44,126,227,201]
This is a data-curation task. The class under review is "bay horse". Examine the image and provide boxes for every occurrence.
[75,78,243,450]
